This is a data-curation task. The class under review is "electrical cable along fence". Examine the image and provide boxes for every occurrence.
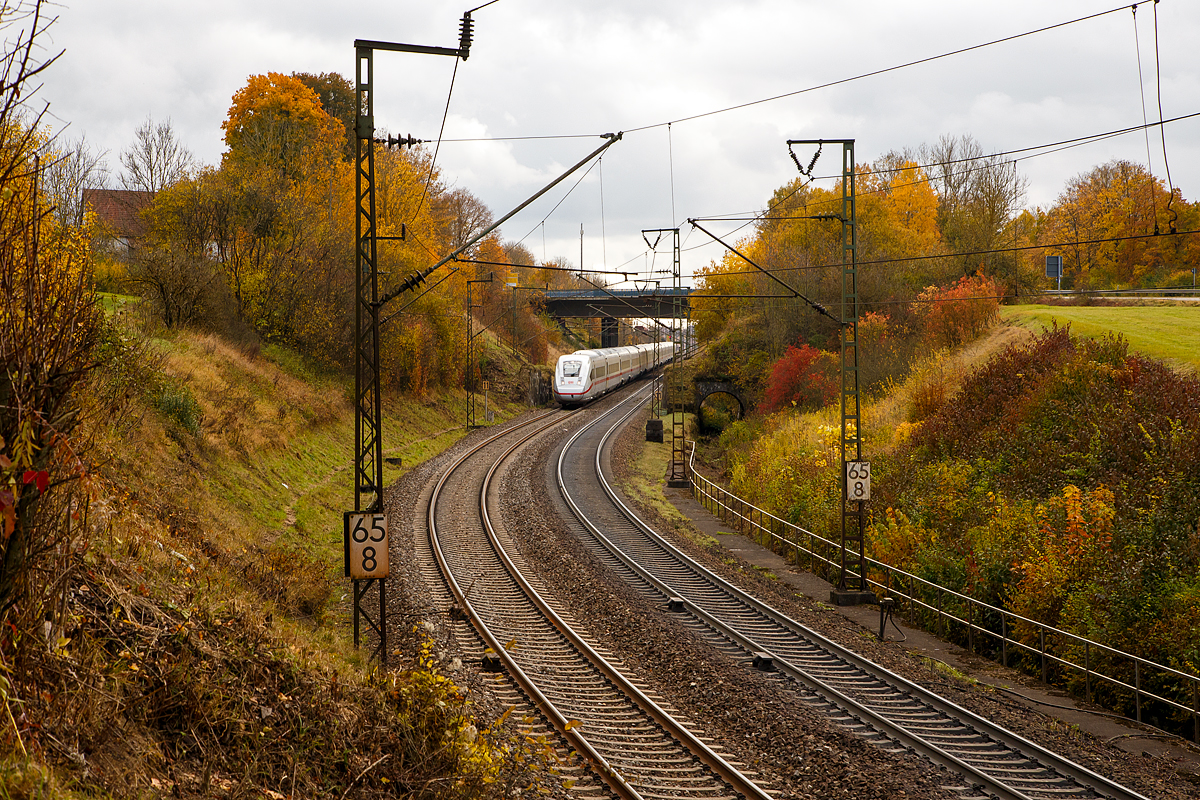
[686,443,1200,744]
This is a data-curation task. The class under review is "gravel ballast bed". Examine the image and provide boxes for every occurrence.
[592,404,1199,800]
[493,408,959,800]
[383,398,1198,799]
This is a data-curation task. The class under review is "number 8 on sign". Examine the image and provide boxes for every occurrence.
[846,461,871,502]
[344,512,389,579]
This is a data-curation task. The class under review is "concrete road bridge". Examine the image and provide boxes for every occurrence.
[543,288,691,347]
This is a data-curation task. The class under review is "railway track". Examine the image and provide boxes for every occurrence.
[554,391,1153,800]
[425,391,774,800]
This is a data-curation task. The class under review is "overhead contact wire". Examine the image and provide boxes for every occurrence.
[1132,4,1160,231]
[514,157,601,248]
[413,57,459,222]
[1152,0,1178,231]
[691,226,1200,282]
[599,155,607,269]
[622,3,1141,134]
[668,122,677,228]
[708,111,1200,230]
[439,3,1142,144]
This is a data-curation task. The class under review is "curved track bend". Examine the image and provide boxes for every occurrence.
[556,392,1151,800]
[426,392,775,800]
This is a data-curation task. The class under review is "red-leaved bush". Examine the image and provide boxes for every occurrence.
[915,274,1000,348]
[759,343,837,414]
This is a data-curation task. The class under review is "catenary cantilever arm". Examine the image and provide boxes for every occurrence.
[687,218,840,325]
[380,133,624,308]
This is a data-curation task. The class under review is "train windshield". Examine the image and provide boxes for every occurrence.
[562,360,582,377]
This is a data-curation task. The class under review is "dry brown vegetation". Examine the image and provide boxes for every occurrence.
[3,306,560,797]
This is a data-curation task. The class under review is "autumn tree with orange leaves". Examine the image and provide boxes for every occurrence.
[222,72,345,178]
[1041,159,1200,290]
[692,154,951,403]
[140,71,549,390]
[141,73,357,359]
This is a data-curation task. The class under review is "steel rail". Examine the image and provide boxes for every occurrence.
[428,394,772,799]
[427,408,641,800]
[556,395,1153,800]
[688,444,1200,739]
[556,400,1027,799]
[478,387,774,800]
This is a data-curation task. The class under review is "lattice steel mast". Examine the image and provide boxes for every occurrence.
[787,139,871,604]
[642,229,687,486]
[349,19,624,662]
[351,17,474,663]
[667,228,688,487]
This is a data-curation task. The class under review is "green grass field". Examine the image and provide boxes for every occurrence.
[1001,304,1200,372]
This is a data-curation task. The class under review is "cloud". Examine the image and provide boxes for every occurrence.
[35,0,1200,280]
[436,114,563,190]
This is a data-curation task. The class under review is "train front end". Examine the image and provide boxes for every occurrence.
[553,354,590,406]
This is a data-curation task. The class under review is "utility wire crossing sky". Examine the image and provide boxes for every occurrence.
[41,0,1200,283]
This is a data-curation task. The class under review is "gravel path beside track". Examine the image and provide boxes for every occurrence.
[499,402,957,800]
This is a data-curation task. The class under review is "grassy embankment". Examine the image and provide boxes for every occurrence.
[690,305,1200,732]
[1001,304,1200,372]
[714,304,1200,540]
[7,305,564,798]
[670,304,1200,551]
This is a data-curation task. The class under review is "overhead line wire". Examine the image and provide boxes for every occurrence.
[397,3,1183,284]
[412,57,460,223]
[667,107,1197,261]
[599,155,607,268]
[866,112,1200,176]
[1152,0,1178,231]
[668,122,676,228]
[681,119,1163,256]
[794,112,1199,210]
[545,107,1197,279]
[436,3,1141,144]
[624,3,1141,134]
[441,133,599,142]
[688,218,839,324]
[513,157,601,248]
[1132,4,1160,231]
[692,111,1199,242]
[692,227,1200,281]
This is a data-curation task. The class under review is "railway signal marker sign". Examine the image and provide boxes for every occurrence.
[846,461,871,502]
[345,511,389,579]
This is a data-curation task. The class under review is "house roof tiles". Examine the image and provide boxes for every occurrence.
[82,188,153,239]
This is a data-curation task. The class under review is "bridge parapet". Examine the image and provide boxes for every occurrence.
[543,288,691,318]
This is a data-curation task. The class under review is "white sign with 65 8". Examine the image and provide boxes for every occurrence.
[846,461,871,502]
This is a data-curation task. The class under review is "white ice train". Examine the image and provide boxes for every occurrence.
[553,342,675,406]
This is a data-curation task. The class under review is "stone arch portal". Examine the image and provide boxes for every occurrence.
[693,379,746,420]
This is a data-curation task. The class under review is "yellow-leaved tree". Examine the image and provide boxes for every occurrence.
[141,70,512,389]
[136,73,359,360]
[222,72,345,180]
[0,0,101,623]
[1041,159,1199,289]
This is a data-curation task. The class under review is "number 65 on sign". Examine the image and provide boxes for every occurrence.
[344,512,389,579]
[846,461,871,502]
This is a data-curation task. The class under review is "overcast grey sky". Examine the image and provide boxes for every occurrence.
[36,0,1200,282]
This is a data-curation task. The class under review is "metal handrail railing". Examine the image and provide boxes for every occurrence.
[685,442,1200,743]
